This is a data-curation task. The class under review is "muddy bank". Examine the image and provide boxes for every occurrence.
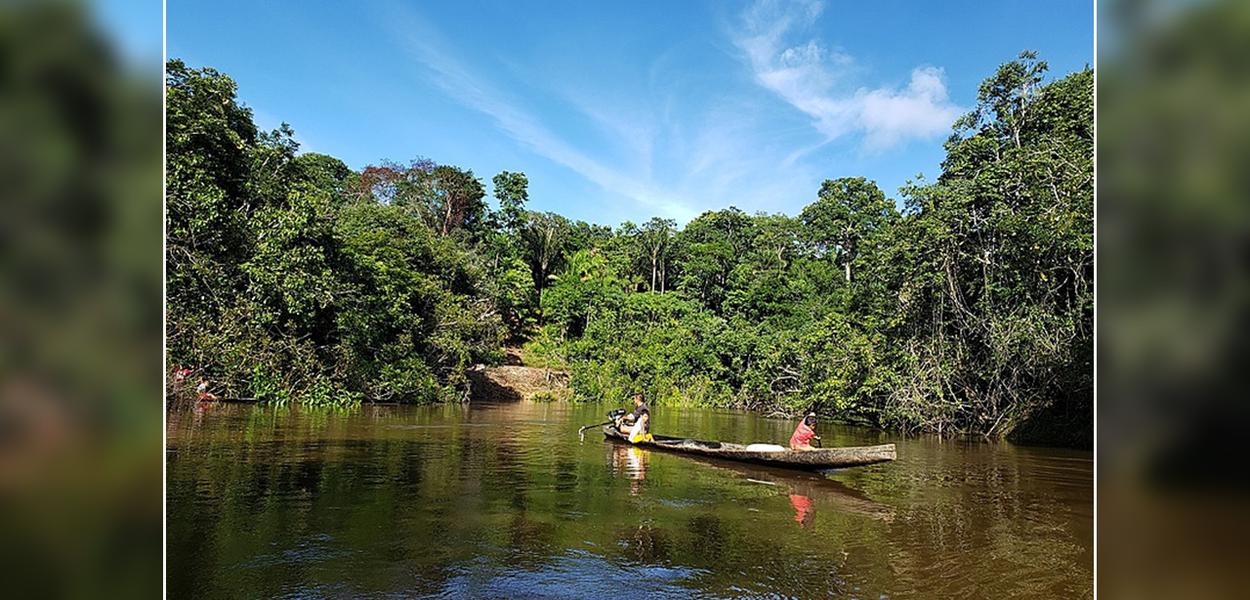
[468,349,569,402]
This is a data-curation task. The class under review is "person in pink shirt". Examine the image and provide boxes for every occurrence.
[789,412,821,450]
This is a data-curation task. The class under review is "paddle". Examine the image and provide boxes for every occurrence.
[577,419,615,440]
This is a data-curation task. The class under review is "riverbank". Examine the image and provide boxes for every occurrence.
[470,348,1090,449]
[467,348,571,402]
[167,56,1090,452]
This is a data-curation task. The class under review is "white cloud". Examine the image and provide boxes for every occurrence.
[857,66,961,150]
[732,0,962,151]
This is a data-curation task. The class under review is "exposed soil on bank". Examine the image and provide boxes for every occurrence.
[467,348,570,402]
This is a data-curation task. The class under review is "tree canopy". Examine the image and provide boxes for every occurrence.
[166,52,1092,444]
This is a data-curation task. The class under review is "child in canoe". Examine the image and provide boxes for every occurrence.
[790,412,821,450]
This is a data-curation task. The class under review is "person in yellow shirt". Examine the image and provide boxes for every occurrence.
[614,392,652,443]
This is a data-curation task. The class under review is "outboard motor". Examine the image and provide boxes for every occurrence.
[578,408,630,440]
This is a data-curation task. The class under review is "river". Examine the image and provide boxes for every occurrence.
[166,401,1092,599]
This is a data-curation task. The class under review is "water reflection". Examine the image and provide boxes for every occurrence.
[167,401,1091,599]
[789,494,814,527]
[671,452,898,523]
[608,443,648,496]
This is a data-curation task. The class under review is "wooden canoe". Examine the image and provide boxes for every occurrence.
[602,426,895,470]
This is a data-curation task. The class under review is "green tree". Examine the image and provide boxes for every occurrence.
[799,177,894,285]
[431,165,487,236]
[542,249,627,339]
[674,208,756,313]
[165,59,259,321]
[521,211,572,317]
[637,217,677,292]
[492,170,529,233]
[890,53,1093,439]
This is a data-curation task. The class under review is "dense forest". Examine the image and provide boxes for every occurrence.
[166,51,1091,445]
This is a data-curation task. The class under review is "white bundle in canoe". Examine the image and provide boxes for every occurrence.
[743,443,786,452]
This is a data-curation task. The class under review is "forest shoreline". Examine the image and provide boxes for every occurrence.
[167,52,1091,449]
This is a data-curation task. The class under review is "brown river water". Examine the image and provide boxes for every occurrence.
[166,401,1092,599]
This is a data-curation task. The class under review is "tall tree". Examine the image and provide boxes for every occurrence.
[521,211,571,317]
[638,217,676,292]
[292,153,352,198]
[165,59,261,319]
[799,177,893,284]
[893,52,1093,439]
[674,208,756,313]
[353,159,436,207]
[432,165,486,236]
[492,171,529,233]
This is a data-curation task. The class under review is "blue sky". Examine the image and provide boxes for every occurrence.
[165,0,1092,226]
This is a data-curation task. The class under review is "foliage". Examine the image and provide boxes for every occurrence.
[542,52,1092,444]
[492,170,529,233]
[166,53,1091,443]
[799,176,896,285]
[166,62,501,404]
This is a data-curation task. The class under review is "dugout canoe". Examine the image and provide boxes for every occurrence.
[602,426,895,470]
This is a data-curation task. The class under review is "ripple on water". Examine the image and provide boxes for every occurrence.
[241,533,353,569]
[431,550,709,599]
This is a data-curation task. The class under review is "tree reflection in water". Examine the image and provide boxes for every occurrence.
[167,402,1091,599]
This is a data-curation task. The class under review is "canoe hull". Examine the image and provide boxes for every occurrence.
[602,426,895,469]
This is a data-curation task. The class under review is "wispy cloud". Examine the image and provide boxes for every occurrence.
[558,90,657,181]
[376,3,869,225]
[385,8,697,222]
[731,0,962,151]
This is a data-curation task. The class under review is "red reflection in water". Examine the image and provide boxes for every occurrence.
[790,493,814,527]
